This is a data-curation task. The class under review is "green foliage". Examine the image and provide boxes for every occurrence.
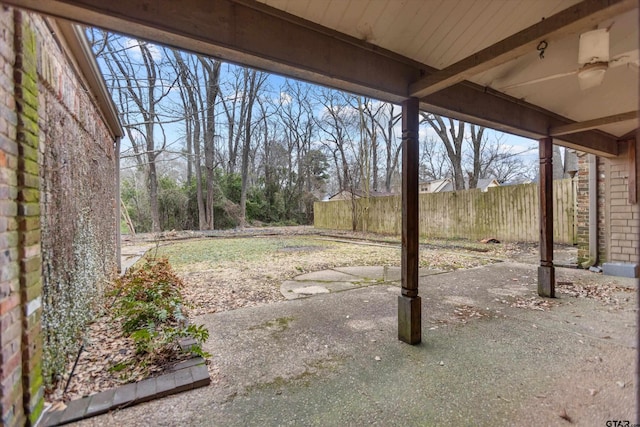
[219,171,242,204]
[158,176,189,230]
[110,258,210,358]
[213,198,240,229]
[246,186,273,223]
[121,178,152,232]
[121,162,325,232]
[42,211,106,387]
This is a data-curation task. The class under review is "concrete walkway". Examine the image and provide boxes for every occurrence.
[119,243,157,274]
[75,262,637,426]
[280,266,444,299]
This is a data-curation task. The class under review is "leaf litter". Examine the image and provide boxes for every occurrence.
[44,229,586,409]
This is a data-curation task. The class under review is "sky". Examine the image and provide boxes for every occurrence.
[99,36,541,182]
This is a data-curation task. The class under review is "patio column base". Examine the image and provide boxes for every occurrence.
[398,295,421,344]
[538,265,555,298]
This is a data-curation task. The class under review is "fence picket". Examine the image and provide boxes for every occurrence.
[314,179,576,244]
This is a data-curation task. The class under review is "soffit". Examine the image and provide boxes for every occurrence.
[260,0,638,141]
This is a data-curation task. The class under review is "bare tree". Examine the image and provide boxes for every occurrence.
[99,35,177,231]
[466,131,536,185]
[315,89,361,229]
[238,69,268,227]
[220,66,250,175]
[277,80,318,219]
[315,89,359,194]
[420,136,450,181]
[377,104,402,193]
[420,113,466,190]
[467,124,485,189]
[351,97,383,194]
[420,113,535,188]
[199,57,222,229]
[170,50,206,229]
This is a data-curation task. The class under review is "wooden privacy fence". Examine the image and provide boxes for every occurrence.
[314,179,577,244]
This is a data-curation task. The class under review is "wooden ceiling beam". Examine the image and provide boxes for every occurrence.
[420,83,619,157]
[550,111,638,136]
[4,0,621,157]
[619,128,639,141]
[409,0,638,98]
[5,0,420,103]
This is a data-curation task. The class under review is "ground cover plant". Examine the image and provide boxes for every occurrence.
[46,257,209,404]
[109,257,209,358]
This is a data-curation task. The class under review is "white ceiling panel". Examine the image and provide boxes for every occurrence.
[261,0,637,139]
[260,0,583,67]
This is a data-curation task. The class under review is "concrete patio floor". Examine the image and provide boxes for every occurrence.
[74,261,637,426]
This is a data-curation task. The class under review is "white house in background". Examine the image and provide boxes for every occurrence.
[419,179,450,193]
[420,178,500,193]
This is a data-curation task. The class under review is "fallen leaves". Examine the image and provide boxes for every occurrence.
[557,281,634,304]
[46,259,200,407]
[452,305,487,323]
[47,229,622,416]
[46,315,177,403]
[495,296,556,311]
[166,236,503,318]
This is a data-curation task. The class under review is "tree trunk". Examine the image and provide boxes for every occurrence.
[147,155,160,231]
[173,51,207,230]
[422,114,465,190]
[239,70,263,227]
[469,125,484,189]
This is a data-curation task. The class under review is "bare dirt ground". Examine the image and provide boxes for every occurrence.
[49,226,635,423]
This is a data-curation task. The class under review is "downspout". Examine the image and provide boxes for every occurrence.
[587,153,598,267]
[115,136,122,273]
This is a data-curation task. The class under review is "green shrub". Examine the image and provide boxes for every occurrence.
[109,258,210,359]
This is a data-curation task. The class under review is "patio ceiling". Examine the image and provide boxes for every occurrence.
[9,0,638,157]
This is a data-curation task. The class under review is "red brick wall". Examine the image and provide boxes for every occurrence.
[35,16,118,388]
[0,8,118,426]
[597,156,606,263]
[0,7,22,426]
[14,10,44,425]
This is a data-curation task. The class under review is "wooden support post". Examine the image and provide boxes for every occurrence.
[538,137,555,297]
[398,97,421,344]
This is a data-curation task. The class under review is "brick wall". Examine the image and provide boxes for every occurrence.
[597,156,607,263]
[0,6,22,426]
[34,16,118,388]
[14,11,44,425]
[576,153,607,265]
[576,152,589,264]
[576,145,639,268]
[604,142,639,264]
[0,8,118,426]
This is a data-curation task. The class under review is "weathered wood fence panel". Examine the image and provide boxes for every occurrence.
[314,180,576,244]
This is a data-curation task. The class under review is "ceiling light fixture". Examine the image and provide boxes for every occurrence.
[577,62,608,89]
